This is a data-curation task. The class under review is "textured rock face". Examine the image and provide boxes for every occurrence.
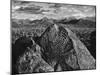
[12,37,33,63]
[14,44,54,74]
[36,24,80,71]
[65,28,96,70]
[39,24,73,57]
[12,36,34,74]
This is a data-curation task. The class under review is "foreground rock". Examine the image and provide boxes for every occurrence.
[15,44,54,74]
[12,36,33,65]
[12,36,34,74]
[33,24,96,71]
[65,27,96,69]
[33,24,79,71]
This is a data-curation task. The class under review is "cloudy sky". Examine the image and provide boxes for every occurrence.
[12,0,96,20]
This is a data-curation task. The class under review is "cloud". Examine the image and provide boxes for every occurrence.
[15,6,42,14]
[12,12,44,20]
[20,1,31,4]
[12,1,96,20]
[49,3,62,8]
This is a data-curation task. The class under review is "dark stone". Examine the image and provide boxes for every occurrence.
[89,31,96,59]
[12,36,33,74]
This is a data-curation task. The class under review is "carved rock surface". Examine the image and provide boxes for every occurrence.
[35,24,80,71]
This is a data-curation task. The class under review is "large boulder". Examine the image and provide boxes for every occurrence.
[12,36,33,65]
[34,24,80,71]
[13,43,54,74]
[12,36,34,74]
[17,45,54,74]
[33,24,96,71]
[65,27,96,70]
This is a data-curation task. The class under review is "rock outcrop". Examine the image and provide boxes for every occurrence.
[33,24,95,71]
[17,44,54,74]
[65,27,96,69]
[34,24,80,71]
[12,24,96,74]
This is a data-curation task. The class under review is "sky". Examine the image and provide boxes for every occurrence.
[12,0,96,20]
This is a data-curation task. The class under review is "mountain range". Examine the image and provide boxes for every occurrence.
[12,16,96,28]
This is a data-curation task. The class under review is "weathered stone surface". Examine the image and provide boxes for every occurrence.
[34,24,80,71]
[65,27,96,69]
[16,44,54,74]
[34,24,96,71]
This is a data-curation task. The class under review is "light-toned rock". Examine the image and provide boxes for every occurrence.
[66,27,96,69]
